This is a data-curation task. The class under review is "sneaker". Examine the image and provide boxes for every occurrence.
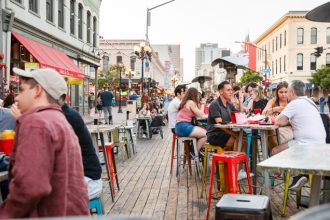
[288,175,308,191]
[238,169,254,181]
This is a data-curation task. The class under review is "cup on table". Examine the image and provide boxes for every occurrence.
[254,108,262,115]
[235,112,246,124]
[230,111,237,124]
[0,130,16,155]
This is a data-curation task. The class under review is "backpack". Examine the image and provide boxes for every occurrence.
[320,113,330,143]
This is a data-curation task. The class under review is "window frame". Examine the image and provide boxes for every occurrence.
[326,53,330,67]
[297,28,304,44]
[311,27,317,44]
[310,53,316,70]
[327,27,330,44]
[297,53,303,70]
[46,0,54,23]
[87,11,91,43]
[70,0,75,35]
[93,16,97,47]
[29,0,38,14]
[58,0,64,29]
[78,3,83,40]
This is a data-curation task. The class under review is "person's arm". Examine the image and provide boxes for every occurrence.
[0,125,53,218]
[262,98,275,116]
[246,99,253,113]
[188,100,204,118]
[275,114,289,127]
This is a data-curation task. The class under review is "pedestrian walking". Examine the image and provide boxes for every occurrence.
[99,87,114,124]
[0,68,89,217]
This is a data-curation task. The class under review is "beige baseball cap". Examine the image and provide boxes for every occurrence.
[13,68,67,100]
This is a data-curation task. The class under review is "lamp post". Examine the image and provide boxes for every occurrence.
[146,0,175,42]
[125,69,134,91]
[134,42,152,96]
[117,63,125,113]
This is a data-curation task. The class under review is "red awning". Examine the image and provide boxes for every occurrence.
[12,32,86,79]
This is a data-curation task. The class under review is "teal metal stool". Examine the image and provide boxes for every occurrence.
[89,197,103,216]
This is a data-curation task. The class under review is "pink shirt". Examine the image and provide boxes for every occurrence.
[176,106,194,123]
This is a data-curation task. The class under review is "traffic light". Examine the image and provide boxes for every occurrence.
[314,46,324,57]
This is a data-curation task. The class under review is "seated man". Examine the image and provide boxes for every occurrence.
[274,80,326,190]
[207,81,244,151]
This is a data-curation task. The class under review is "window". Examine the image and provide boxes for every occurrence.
[327,53,330,67]
[311,28,317,44]
[284,30,286,46]
[327,28,330,44]
[280,34,282,48]
[284,55,286,72]
[58,0,64,28]
[70,0,75,35]
[29,0,38,13]
[297,28,304,44]
[310,54,316,70]
[279,57,282,73]
[13,0,22,3]
[275,59,277,74]
[93,16,97,47]
[272,61,274,76]
[87,11,91,43]
[78,4,83,39]
[297,53,303,70]
[130,56,136,70]
[116,56,122,64]
[276,36,278,51]
[103,55,109,70]
[46,0,53,22]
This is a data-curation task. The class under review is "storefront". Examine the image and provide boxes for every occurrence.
[10,32,87,112]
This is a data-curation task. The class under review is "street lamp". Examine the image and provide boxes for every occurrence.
[235,41,268,79]
[117,63,125,113]
[125,69,135,91]
[146,0,175,42]
[134,42,152,96]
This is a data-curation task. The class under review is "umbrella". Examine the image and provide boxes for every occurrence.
[191,76,212,91]
[305,2,330,22]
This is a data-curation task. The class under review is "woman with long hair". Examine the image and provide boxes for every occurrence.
[262,81,289,116]
[175,88,207,150]
[246,86,268,113]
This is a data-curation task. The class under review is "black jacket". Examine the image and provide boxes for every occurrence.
[62,104,102,180]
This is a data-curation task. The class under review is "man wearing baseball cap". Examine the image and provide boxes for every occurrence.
[0,68,89,217]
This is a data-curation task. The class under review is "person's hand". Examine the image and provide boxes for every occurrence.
[238,91,244,102]
[10,102,22,119]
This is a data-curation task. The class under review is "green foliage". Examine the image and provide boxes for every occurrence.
[97,64,123,89]
[310,65,330,89]
[239,69,263,85]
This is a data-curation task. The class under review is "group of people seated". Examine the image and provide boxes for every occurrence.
[168,79,327,190]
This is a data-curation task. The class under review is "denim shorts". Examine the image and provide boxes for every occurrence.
[175,122,194,137]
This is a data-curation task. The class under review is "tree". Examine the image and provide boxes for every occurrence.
[97,64,121,89]
[239,69,263,85]
[309,65,330,89]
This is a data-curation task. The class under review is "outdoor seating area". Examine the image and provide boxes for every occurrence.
[97,127,317,219]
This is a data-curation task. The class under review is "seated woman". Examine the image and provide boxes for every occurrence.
[246,86,268,114]
[262,81,292,152]
[175,88,207,150]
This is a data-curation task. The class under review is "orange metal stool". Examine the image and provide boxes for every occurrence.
[206,151,253,220]
[170,133,177,175]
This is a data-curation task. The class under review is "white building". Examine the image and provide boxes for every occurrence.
[1,0,101,114]
[255,11,330,93]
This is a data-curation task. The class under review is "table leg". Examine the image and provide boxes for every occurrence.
[237,129,243,152]
[309,175,322,207]
[251,132,257,194]
[260,130,270,196]
[100,132,114,202]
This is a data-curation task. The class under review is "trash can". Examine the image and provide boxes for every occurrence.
[0,130,16,155]
[126,100,137,120]
[215,194,272,220]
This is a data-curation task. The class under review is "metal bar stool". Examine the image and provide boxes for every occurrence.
[200,143,224,198]
[206,151,253,220]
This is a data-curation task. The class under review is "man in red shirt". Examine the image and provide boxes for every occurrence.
[0,68,88,218]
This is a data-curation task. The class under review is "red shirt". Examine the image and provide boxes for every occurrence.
[142,95,149,103]
[0,105,89,218]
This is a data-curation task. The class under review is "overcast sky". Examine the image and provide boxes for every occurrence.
[99,0,328,81]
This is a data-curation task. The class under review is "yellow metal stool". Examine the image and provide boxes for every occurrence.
[200,143,224,198]
[282,170,313,216]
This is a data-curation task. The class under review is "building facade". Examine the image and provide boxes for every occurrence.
[254,11,330,92]
[98,39,167,96]
[1,0,101,114]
